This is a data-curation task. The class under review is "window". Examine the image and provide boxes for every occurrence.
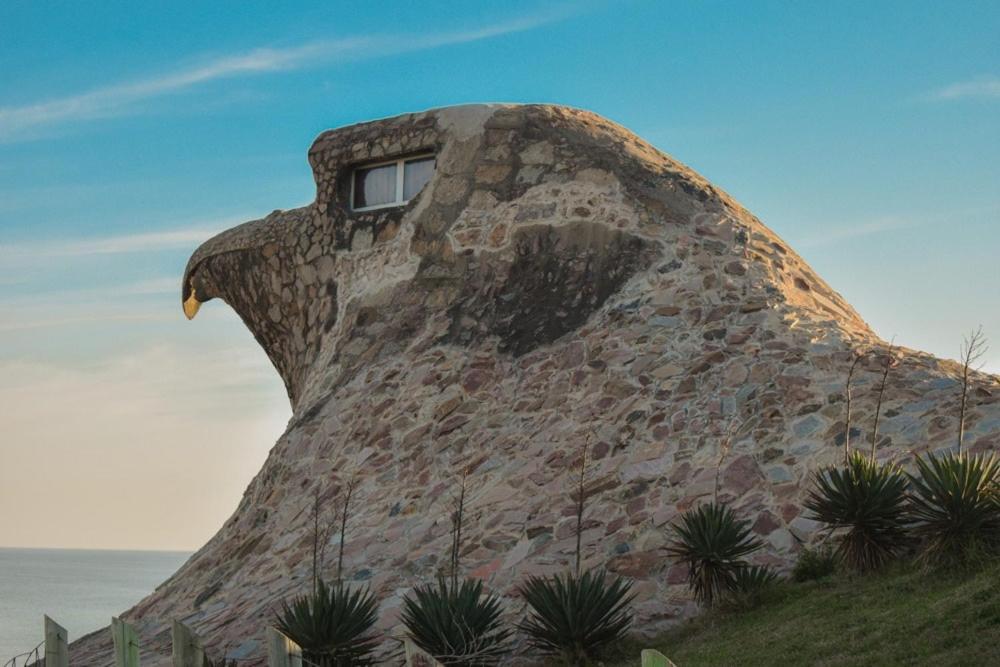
[352,155,435,211]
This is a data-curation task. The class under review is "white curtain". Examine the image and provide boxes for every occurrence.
[403,158,435,200]
[355,163,396,207]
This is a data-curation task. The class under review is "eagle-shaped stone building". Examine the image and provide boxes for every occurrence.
[70,104,999,664]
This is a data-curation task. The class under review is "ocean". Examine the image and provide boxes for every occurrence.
[0,548,191,664]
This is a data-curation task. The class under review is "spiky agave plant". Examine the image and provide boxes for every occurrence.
[724,564,780,609]
[730,564,779,593]
[275,579,380,667]
[804,451,909,572]
[400,577,511,666]
[514,438,635,664]
[907,452,1000,566]
[517,569,634,664]
[667,502,763,605]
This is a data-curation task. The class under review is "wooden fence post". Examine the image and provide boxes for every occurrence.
[171,621,205,667]
[43,616,69,667]
[266,627,302,667]
[640,648,677,667]
[111,617,140,667]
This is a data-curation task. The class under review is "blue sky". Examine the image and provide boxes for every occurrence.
[1,0,998,549]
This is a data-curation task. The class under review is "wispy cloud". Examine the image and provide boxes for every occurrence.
[0,277,180,328]
[794,217,913,249]
[0,311,174,333]
[0,222,235,261]
[120,276,182,296]
[0,42,356,140]
[929,76,1000,101]
[0,215,259,322]
[0,8,576,141]
[0,279,267,335]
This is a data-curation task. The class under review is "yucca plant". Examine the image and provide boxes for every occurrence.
[723,564,779,609]
[667,502,763,605]
[401,468,511,666]
[275,578,380,666]
[730,564,779,593]
[907,452,1000,566]
[805,452,909,572]
[400,577,511,666]
[517,569,634,664]
[516,443,636,664]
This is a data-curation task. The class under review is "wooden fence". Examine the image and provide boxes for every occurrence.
[4,617,304,667]
[5,615,676,666]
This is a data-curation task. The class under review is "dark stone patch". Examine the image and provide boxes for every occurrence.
[833,427,863,447]
[526,525,552,539]
[322,281,339,332]
[443,221,654,356]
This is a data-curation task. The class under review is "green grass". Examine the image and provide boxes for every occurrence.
[606,562,1000,666]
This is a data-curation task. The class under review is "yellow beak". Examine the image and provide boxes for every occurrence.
[183,289,202,320]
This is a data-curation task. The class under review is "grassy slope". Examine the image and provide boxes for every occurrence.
[610,563,1000,666]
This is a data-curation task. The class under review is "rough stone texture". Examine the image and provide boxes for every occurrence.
[71,104,999,665]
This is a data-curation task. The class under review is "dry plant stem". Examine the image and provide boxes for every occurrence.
[311,489,321,596]
[714,418,737,503]
[844,352,863,465]
[958,326,988,454]
[870,339,895,464]
[336,475,356,586]
[450,470,468,589]
[309,484,338,594]
[575,441,589,578]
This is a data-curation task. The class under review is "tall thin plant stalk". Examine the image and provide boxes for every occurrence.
[517,424,635,663]
[336,474,357,586]
[844,351,864,464]
[307,484,340,595]
[312,489,321,595]
[449,469,469,589]
[714,418,738,503]
[401,464,511,665]
[574,442,589,577]
[870,339,895,464]
[958,326,988,454]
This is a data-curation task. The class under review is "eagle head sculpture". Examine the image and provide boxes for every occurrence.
[68,104,999,663]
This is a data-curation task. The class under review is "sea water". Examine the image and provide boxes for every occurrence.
[0,548,190,662]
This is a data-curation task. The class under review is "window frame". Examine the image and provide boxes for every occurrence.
[350,153,435,212]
